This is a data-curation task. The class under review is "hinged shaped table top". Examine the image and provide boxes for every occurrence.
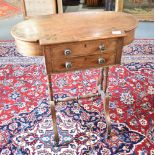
[11,11,138,45]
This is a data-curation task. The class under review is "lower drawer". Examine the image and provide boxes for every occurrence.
[51,53,116,72]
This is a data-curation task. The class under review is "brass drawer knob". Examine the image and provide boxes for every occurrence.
[65,62,72,69]
[98,58,105,64]
[64,49,71,56]
[99,44,105,51]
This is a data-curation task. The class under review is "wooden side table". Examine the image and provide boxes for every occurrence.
[11,11,138,144]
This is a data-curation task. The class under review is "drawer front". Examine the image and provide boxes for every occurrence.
[50,39,117,59]
[51,52,116,73]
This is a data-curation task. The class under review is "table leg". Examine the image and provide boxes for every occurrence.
[47,75,59,144]
[102,67,112,138]
[103,95,112,138]
[43,50,59,143]
[97,67,111,138]
[50,101,59,143]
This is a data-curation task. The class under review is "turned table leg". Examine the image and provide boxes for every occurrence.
[103,67,111,137]
[47,75,59,144]
[50,101,59,143]
[103,95,112,138]
[102,67,111,137]
[44,49,59,144]
[97,67,112,138]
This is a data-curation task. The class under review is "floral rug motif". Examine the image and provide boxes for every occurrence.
[0,39,154,154]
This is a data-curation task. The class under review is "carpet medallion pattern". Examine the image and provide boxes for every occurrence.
[0,39,154,154]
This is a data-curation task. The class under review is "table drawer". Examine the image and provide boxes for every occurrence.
[50,39,117,59]
[51,53,116,72]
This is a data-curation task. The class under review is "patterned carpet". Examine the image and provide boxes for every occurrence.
[0,39,154,154]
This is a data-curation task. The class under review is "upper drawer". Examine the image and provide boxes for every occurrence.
[48,39,117,59]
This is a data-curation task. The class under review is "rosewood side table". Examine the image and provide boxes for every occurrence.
[11,11,138,144]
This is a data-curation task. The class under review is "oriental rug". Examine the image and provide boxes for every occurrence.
[0,39,154,154]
